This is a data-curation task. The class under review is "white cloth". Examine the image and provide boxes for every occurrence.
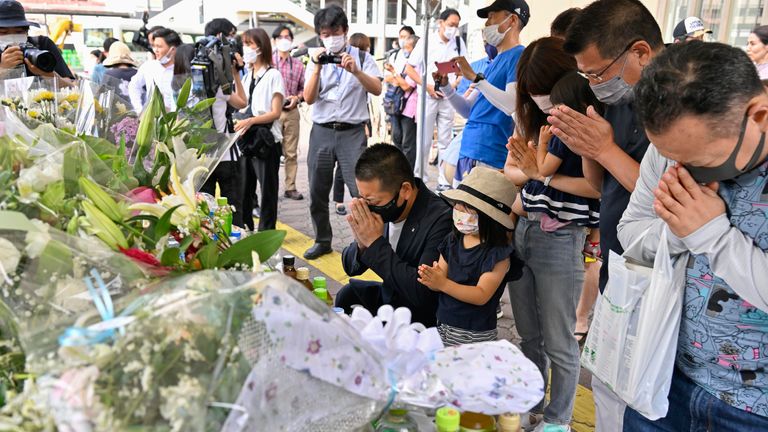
[212,88,238,162]
[441,79,518,118]
[127,60,175,112]
[407,33,466,88]
[386,49,410,79]
[414,96,454,184]
[388,220,405,252]
[242,66,286,143]
[305,45,382,124]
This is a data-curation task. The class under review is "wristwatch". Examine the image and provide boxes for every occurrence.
[473,73,485,84]
[543,175,553,187]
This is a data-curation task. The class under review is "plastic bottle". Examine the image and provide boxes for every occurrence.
[542,425,569,432]
[497,413,521,432]
[435,407,460,432]
[283,255,297,280]
[375,408,418,432]
[312,276,333,306]
[215,197,233,236]
[296,267,314,291]
[459,412,496,431]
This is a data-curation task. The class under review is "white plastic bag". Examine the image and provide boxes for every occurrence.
[581,229,687,420]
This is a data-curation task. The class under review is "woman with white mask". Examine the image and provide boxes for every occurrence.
[128,28,182,112]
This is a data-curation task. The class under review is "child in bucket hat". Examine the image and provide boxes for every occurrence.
[417,167,519,346]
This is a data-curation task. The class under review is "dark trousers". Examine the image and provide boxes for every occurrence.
[308,124,365,245]
[390,114,403,149]
[335,280,384,314]
[241,145,281,231]
[400,115,417,171]
[333,164,345,204]
[200,160,243,227]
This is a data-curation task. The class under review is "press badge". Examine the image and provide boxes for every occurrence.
[327,84,341,101]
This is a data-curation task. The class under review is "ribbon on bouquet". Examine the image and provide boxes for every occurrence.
[58,269,138,346]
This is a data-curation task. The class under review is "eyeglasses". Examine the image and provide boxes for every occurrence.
[577,40,640,82]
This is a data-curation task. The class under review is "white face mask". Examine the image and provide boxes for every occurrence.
[322,35,346,53]
[276,38,293,53]
[531,94,554,114]
[243,46,259,64]
[158,47,175,66]
[443,25,459,40]
[453,208,479,235]
[0,33,27,46]
[398,37,406,49]
[483,14,513,47]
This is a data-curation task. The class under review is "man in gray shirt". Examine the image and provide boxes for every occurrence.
[303,5,382,260]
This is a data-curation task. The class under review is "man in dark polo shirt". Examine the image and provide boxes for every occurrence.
[547,0,663,430]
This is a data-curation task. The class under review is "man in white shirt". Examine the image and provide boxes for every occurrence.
[405,8,466,190]
[384,25,416,151]
[302,5,383,260]
[128,28,181,112]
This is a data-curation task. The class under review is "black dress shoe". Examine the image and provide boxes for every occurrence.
[284,190,304,200]
[303,243,332,260]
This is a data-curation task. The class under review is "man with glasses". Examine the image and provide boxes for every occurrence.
[619,40,768,431]
[546,0,664,430]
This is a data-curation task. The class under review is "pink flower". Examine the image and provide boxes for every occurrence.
[128,186,158,204]
[307,339,322,355]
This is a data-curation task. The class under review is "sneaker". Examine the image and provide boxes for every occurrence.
[521,413,544,431]
[496,304,504,319]
[533,421,570,432]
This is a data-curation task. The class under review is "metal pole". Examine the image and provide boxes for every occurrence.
[417,1,440,180]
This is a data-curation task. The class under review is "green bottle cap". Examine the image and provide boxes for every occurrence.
[313,288,328,301]
[217,197,228,206]
[312,276,327,289]
[435,407,460,431]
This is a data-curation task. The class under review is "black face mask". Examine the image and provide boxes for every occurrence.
[368,189,407,223]
[685,113,766,184]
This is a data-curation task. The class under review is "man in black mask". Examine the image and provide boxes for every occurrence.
[337,144,452,327]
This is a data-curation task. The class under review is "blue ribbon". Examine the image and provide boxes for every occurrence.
[58,269,127,347]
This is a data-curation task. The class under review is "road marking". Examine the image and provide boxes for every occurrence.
[276,219,594,431]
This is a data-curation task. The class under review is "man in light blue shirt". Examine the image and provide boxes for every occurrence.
[302,5,382,260]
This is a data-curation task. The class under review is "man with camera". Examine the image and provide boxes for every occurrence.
[302,5,382,260]
[0,0,74,80]
[196,18,248,227]
[272,25,305,201]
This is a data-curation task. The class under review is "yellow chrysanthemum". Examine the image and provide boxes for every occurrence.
[63,93,80,103]
[27,110,40,119]
[94,100,104,114]
[32,90,55,103]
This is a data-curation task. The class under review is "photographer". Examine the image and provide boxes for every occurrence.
[302,5,382,260]
[0,0,74,80]
[128,28,181,112]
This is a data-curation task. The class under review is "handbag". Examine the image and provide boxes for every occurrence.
[237,68,277,159]
[581,228,687,420]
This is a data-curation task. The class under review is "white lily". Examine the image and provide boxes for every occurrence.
[129,163,208,230]
[157,137,209,185]
[0,238,20,284]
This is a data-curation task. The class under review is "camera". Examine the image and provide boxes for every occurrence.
[316,52,342,65]
[0,42,56,75]
[132,11,153,53]
[190,35,236,99]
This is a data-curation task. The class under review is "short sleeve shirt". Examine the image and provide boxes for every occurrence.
[407,33,466,87]
[599,102,650,291]
[305,45,382,124]
[242,67,285,142]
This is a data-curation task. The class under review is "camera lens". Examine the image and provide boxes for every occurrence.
[25,49,56,73]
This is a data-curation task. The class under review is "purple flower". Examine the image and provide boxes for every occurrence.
[110,116,139,146]
[307,339,322,354]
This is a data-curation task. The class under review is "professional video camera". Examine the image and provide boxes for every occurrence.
[190,34,237,99]
[132,11,153,53]
[316,52,342,65]
[0,41,56,76]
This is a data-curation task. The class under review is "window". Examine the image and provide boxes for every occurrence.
[728,0,765,47]
[351,0,358,22]
[387,0,398,24]
[698,0,726,38]
[83,29,113,48]
[664,0,691,42]
[367,0,374,24]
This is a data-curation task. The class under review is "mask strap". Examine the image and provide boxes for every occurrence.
[726,113,751,167]
[743,130,766,171]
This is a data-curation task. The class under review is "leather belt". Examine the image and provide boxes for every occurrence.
[316,121,363,131]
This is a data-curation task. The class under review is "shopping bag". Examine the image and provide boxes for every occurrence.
[581,228,687,420]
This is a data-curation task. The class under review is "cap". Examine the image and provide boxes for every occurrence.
[296,267,310,280]
[673,17,712,40]
[435,407,460,431]
[103,41,137,67]
[441,167,518,230]
[313,276,327,289]
[313,288,328,301]
[282,255,295,266]
[0,0,40,28]
[477,0,530,26]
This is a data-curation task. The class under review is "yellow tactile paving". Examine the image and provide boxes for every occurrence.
[276,220,595,431]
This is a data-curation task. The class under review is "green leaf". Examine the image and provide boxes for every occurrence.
[197,243,220,269]
[39,181,65,212]
[191,98,216,113]
[179,235,194,251]
[160,247,182,266]
[217,230,286,268]
[176,78,192,110]
[161,111,178,127]
[126,215,159,225]
[146,205,180,245]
